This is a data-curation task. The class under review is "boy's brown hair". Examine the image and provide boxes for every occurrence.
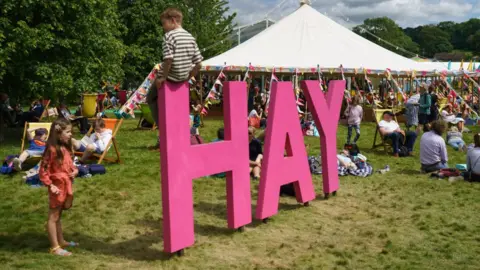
[94,118,106,129]
[160,8,183,24]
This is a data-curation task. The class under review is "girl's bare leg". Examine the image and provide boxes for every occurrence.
[47,208,61,248]
[56,209,66,246]
[252,166,261,178]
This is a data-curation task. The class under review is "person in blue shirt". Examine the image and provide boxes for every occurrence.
[13,127,49,171]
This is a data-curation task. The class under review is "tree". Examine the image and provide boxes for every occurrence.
[118,0,236,88]
[353,17,419,58]
[467,30,480,55]
[415,26,453,57]
[117,0,169,89]
[0,0,126,103]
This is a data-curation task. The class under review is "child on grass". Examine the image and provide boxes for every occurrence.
[13,127,48,171]
[344,96,363,144]
[39,118,79,256]
[146,7,203,149]
[447,126,467,152]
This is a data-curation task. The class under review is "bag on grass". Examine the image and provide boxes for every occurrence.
[398,146,409,157]
[1,155,17,175]
[439,168,460,177]
[308,156,322,175]
[89,164,106,175]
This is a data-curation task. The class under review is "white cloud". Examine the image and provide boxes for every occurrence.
[229,0,477,28]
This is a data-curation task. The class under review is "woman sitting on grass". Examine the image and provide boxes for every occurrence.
[248,127,263,180]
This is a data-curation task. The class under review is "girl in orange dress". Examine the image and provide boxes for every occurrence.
[39,118,79,256]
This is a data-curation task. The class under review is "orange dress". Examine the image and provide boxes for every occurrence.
[39,146,76,209]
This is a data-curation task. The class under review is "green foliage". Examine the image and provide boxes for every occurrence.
[353,17,419,58]
[416,26,453,58]
[0,0,236,104]
[0,0,126,103]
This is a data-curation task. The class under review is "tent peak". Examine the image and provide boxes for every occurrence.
[299,0,311,6]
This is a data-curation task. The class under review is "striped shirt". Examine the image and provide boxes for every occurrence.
[159,28,203,82]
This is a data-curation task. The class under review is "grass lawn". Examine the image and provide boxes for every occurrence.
[1,118,480,269]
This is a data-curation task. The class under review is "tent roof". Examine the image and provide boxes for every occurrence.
[203,4,447,75]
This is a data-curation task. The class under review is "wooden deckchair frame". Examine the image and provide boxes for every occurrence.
[75,118,123,164]
[372,109,399,154]
[38,100,51,122]
[20,122,52,153]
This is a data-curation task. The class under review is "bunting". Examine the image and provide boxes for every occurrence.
[202,66,226,116]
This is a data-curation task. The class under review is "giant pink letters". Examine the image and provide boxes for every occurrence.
[302,80,346,195]
[158,80,345,254]
[157,81,251,253]
[256,82,316,220]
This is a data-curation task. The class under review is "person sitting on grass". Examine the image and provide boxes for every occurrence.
[441,104,465,132]
[73,118,112,163]
[420,121,448,173]
[447,126,467,152]
[378,111,417,157]
[13,128,49,171]
[248,127,263,180]
[464,133,480,182]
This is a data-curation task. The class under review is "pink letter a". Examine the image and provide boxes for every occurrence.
[256,81,316,220]
[157,81,251,253]
[301,80,346,196]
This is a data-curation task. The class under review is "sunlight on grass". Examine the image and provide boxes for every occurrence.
[1,118,480,269]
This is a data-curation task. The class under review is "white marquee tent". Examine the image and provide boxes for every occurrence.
[203,3,447,75]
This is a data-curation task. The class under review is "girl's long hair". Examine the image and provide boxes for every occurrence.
[42,118,73,165]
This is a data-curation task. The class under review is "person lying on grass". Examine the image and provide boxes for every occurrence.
[248,127,263,180]
[39,118,79,256]
[73,118,112,163]
[13,127,48,171]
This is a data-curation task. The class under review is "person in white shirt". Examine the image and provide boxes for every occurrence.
[378,111,418,157]
[441,104,464,132]
[73,118,113,163]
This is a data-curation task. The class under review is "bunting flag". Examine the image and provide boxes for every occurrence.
[243,66,250,81]
[460,60,464,71]
[218,71,226,79]
[214,79,223,86]
[317,67,324,92]
[116,65,161,119]
[340,65,345,81]
[202,65,226,116]
[467,60,473,72]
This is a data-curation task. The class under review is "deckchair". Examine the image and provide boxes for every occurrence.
[137,103,157,130]
[20,122,52,167]
[75,118,123,164]
[372,109,399,154]
[38,100,51,121]
[20,122,52,153]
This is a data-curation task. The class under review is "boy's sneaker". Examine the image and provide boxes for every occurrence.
[13,158,22,171]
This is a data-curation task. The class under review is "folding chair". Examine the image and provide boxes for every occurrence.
[372,109,399,154]
[38,100,51,121]
[21,122,53,153]
[75,118,123,164]
[137,103,157,130]
[20,122,52,167]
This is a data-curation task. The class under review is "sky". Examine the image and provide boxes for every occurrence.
[228,0,480,28]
